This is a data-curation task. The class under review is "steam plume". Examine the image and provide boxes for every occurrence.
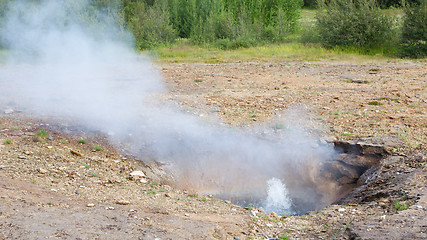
[0,0,337,214]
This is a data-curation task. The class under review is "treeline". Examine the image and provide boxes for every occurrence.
[122,0,304,49]
[0,0,425,58]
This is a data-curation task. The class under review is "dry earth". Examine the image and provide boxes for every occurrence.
[1,58,426,239]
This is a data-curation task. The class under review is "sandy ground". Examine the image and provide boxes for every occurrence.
[0,59,426,239]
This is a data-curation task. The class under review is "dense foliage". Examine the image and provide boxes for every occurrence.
[315,0,395,51]
[0,0,426,59]
[122,0,304,49]
[399,0,427,58]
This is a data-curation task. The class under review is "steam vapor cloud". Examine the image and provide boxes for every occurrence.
[0,0,338,214]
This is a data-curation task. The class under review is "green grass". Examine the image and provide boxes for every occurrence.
[394,200,408,211]
[82,163,90,169]
[36,130,47,138]
[3,139,12,145]
[78,139,86,144]
[148,8,414,63]
[92,145,102,151]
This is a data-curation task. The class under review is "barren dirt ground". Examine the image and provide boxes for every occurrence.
[1,59,426,239]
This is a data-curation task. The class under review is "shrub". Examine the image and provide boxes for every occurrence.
[316,0,395,51]
[399,1,427,58]
[124,1,177,49]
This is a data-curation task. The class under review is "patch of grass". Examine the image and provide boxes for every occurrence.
[151,181,158,186]
[394,200,408,211]
[41,141,46,145]
[92,145,102,151]
[274,123,285,129]
[278,235,290,240]
[10,126,18,130]
[153,41,391,63]
[90,173,98,177]
[368,101,382,106]
[3,139,12,144]
[78,139,86,144]
[36,129,47,138]
[188,194,198,198]
[82,163,90,169]
[47,201,52,206]
[194,79,203,83]
[60,140,67,144]
[146,189,158,195]
[30,180,37,184]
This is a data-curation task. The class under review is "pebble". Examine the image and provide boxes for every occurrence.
[130,170,145,179]
[140,178,148,183]
[48,136,54,140]
[4,108,14,114]
[184,213,190,217]
[75,189,82,195]
[87,203,95,207]
[338,208,346,212]
[38,168,48,174]
[250,210,258,217]
[116,200,130,205]
[18,156,26,159]
[106,206,115,210]
[234,237,240,240]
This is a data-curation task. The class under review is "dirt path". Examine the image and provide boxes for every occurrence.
[1,59,426,239]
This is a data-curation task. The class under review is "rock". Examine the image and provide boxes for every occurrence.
[87,203,95,207]
[116,200,130,205]
[48,136,54,140]
[184,213,190,217]
[38,168,48,174]
[234,236,240,240]
[250,210,258,217]
[140,178,148,183]
[130,170,145,180]
[70,149,83,157]
[18,156,26,159]
[75,189,82,195]
[106,206,115,210]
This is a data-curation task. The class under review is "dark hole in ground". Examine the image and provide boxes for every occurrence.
[207,136,403,215]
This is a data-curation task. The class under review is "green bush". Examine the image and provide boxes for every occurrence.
[399,1,427,58]
[316,0,396,51]
[124,1,177,49]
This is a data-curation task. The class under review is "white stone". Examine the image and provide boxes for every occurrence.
[130,170,145,179]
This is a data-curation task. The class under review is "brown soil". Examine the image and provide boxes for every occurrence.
[1,59,426,239]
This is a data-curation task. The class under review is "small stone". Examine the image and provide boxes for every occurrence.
[47,146,53,149]
[70,149,83,157]
[338,208,346,212]
[38,168,48,174]
[184,213,190,217]
[116,200,130,205]
[48,136,54,140]
[18,156,26,159]
[266,223,273,227]
[106,206,115,210]
[75,189,82,195]
[24,151,31,155]
[250,210,258,217]
[139,178,148,183]
[130,170,145,179]
[234,236,240,240]
[87,203,95,207]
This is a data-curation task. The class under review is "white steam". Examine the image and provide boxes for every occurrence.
[0,0,338,214]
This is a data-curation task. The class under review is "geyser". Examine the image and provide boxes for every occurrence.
[0,0,377,215]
